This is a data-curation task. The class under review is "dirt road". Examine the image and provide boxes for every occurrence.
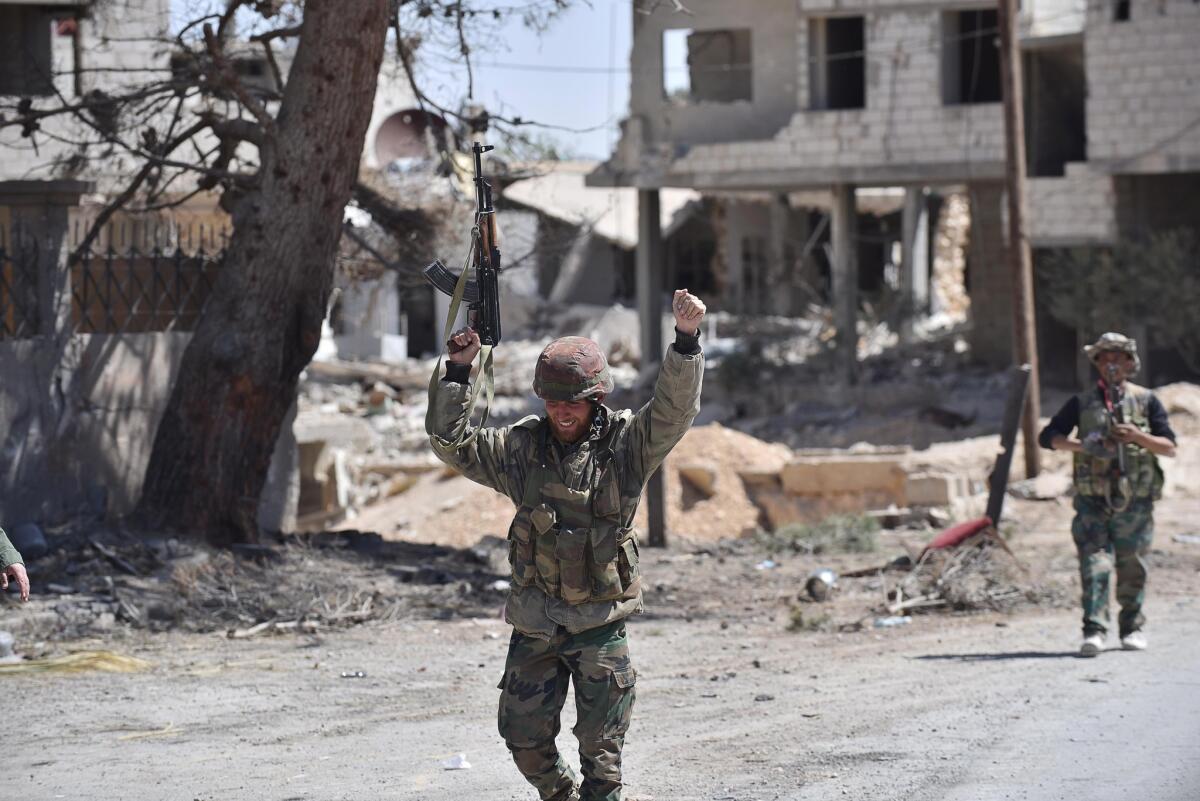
[6,576,1199,800]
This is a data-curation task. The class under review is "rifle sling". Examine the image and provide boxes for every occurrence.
[424,228,495,448]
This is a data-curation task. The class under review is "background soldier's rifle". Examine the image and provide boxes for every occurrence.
[1103,364,1133,512]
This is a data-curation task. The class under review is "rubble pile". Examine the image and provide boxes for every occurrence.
[885,532,1064,615]
[3,528,510,640]
[656,423,793,541]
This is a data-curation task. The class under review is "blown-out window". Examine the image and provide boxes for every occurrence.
[808,17,866,110]
[942,9,1002,104]
[663,28,753,104]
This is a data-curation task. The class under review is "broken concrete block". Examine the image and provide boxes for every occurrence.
[780,455,907,503]
[1007,472,1072,500]
[677,461,718,498]
[737,469,783,490]
[905,472,969,507]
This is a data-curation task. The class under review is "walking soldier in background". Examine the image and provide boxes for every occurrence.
[429,290,706,801]
[1038,333,1177,657]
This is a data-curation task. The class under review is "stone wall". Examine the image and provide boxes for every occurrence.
[1085,0,1200,172]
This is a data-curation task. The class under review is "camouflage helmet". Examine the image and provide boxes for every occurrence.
[1083,332,1141,374]
[532,336,614,402]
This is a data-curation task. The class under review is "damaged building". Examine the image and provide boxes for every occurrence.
[589,0,1200,384]
[0,0,439,524]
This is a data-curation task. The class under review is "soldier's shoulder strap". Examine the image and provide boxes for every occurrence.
[511,414,543,432]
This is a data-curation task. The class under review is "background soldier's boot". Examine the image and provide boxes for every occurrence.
[1079,632,1105,657]
[508,744,577,801]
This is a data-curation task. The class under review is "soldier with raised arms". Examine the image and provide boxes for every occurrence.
[429,289,706,801]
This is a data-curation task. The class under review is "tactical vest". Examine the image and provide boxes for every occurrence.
[506,421,641,605]
[1073,383,1163,500]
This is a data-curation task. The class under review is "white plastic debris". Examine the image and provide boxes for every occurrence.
[755,559,777,571]
[0,631,15,660]
[873,616,913,628]
[441,753,472,770]
[487,579,512,592]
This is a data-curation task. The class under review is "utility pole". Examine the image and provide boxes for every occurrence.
[637,188,667,546]
[997,0,1041,478]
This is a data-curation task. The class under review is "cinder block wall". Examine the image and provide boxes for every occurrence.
[1085,0,1200,168]
[0,0,171,185]
[664,0,1005,184]
[1027,166,1118,246]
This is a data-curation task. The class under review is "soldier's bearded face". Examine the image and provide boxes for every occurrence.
[545,399,595,443]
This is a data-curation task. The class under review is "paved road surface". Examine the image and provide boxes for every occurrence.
[5,597,1199,800]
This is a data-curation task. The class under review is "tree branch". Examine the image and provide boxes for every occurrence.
[203,23,277,136]
[456,3,474,100]
[249,24,303,44]
[70,119,211,260]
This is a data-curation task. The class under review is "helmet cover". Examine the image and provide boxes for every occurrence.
[532,336,614,401]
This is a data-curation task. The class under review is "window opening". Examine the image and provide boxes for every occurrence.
[942,9,1002,104]
[808,17,866,110]
[663,28,752,104]
[0,7,54,96]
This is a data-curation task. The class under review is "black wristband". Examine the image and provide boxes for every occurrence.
[443,362,472,383]
[673,327,702,356]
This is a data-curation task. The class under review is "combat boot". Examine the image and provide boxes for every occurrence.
[1121,631,1148,651]
[1079,633,1104,657]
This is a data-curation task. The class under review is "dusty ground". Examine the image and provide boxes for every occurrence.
[4,492,1199,801]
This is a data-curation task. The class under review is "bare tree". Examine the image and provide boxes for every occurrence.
[135,0,391,545]
[2,0,598,544]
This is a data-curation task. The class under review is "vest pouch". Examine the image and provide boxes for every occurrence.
[530,504,561,595]
[593,469,622,520]
[618,534,640,588]
[556,528,591,605]
[507,509,537,587]
[590,525,624,600]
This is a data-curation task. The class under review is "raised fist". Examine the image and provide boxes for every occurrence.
[672,289,706,336]
[447,327,481,365]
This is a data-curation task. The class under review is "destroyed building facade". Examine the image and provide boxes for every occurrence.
[589,0,1200,380]
[0,1,431,524]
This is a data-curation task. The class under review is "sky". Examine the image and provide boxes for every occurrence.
[170,1,635,161]
[416,2,635,160]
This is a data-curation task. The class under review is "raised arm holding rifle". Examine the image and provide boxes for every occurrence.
[425,159,705,798]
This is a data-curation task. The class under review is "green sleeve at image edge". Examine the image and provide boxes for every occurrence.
[0,527,24,568]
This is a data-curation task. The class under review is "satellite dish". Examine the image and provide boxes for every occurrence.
[373,109,451,166]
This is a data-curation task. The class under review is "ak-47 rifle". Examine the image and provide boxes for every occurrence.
[423,141,502,347]
[1103,364,1133,512]
[422,142,502,445]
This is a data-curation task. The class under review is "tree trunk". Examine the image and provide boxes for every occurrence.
[136,0,389,545]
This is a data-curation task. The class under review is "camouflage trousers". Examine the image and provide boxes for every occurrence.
[497,619,637,801]
[1071,495,1154,638]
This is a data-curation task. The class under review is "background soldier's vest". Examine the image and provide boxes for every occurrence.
[1073,383,1163,500]
[506,421,640,605]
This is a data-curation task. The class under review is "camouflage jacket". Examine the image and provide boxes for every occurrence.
[429,344,703,639]
[0,527,23,569]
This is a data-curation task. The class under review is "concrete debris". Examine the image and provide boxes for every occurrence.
[886,529,1058,615]
[1007,472,1073,501]
[804,569,839,602]
[676,461,719,498]
[0,526,511,641]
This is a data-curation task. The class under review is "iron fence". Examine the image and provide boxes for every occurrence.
[0,224,43,338]
[0,223,226,339]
